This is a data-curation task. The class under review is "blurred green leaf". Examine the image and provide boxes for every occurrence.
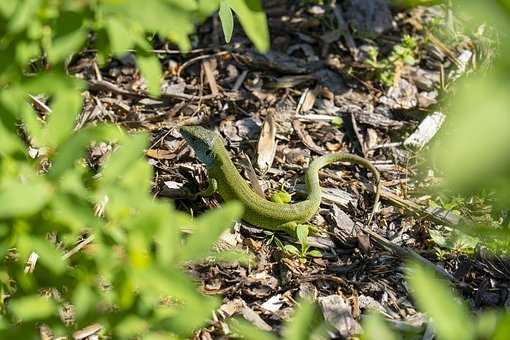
[100,0,194,51]
[10,295,56,321]
[102,133,148,184]
[362,312,399,340]
[283,300,327,340]
[18,235,66,274]
[492,313,510,340]
[0,2,17,18]
[180,202,243,262]
[137,55,162,96]
[106,18,135,55]
[164,294,220,337]
[49,124,123,179]
[407,262,475,340]
[7,0,40,34]
[0,120,23,156]
[0,178,52,218]
[207,249,253,265]
[228,318,277,340]
[73,283,96,319]
[197,0,220,18]
[46,89,82,148]
[225,0,269,52]
[434,72,510,203]
[116,316,149,338]
[219,1,234,43]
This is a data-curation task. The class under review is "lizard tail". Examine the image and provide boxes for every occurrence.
[305,153,381,225]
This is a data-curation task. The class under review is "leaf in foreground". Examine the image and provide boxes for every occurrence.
[10,295,56,321]
[361,312,399,340]
[407,261,475,340]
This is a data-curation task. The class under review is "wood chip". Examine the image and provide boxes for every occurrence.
[319,295,361,337]
[73,323,102,340]
[404,111,445,149]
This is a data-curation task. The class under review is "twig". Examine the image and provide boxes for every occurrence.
[177,51,230,78]
[28,94,52,113]
[63,234,95,260]
[88,78,240,102]
[357,223,467,287]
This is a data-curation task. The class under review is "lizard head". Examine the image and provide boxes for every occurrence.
[180,126,222,166]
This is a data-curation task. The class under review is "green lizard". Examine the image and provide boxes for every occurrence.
[180,126,381,236]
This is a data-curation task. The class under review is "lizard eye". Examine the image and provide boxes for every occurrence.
[206,149,214,158]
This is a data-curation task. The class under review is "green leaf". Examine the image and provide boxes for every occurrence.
[228,318,277,340]
[270,190,292,204]
[219,1,234,43]
[47,11,88,63]
[307,250,322,258]
[492,313,510,340]
[7,0,40,34]
[164,294,221,337]
[101,133,149,185]
[207,249,253,265]
[361,312,399,340]
[435,72,510,203]
[115,316,149,338]
[225,0,269,52]
[46,89,83,148]
[406,262,475,340]
[283,244,300,256]
[197,0,220,18]
[283,300,327,340]
[48,29,87,64]
[0,2,17,18]
[101,1,194,51]
[296,225,308,246]
[0,178,52,218]
[10,295,56,321]
[18,236,66,274]
[73,284,96,319]
[137,55,162,96]
[180,202,243,262]
[49,125,123,179]
[0,120,23,156]
[106,18,135,55]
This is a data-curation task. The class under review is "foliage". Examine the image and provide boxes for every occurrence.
[364,34,418,87]
[0,0,270,337]
[275,225,322,261]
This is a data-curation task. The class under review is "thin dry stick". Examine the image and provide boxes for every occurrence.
[357,223,467,287]
[63,234,95,260]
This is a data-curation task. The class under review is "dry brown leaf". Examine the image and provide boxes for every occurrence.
[256,111,277,173]
[145,149,176,160]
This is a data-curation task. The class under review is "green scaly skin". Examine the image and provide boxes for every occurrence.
[180,126,381,236]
